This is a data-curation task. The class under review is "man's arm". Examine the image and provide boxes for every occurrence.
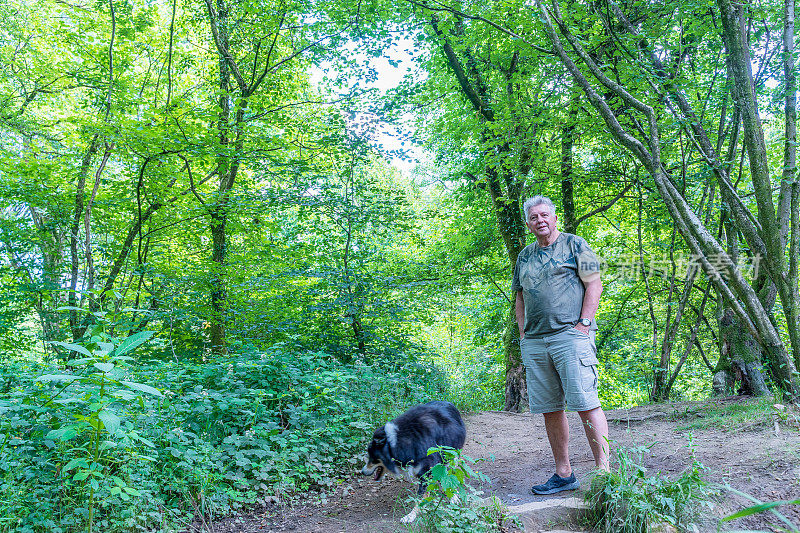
[575,277,602,334]
[515,291,526,339]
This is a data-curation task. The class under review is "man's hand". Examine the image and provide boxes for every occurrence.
[574,323,590,335]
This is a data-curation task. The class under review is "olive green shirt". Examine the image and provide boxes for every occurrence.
[512,233,601,338]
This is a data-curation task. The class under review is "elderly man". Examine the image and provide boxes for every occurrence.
[512,195,609,495]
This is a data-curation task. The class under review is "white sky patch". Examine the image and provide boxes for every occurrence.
[311,36,430,176]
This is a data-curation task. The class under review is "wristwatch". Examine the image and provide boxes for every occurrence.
[579,318,591,327]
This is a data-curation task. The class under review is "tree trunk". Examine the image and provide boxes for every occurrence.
[206,0,233,355]
[780,0,800,371]
[504,293,529,412]
[486,164,528,411]
[430,17,530,409]
[664,282,712,397]
[208,206,227,354]
[27,205,65,354]
[651,265,698,402]
[203,0,252,356]
[69,135,99,340]
[343,204,365,362]
[561,91,579,234]
[713,308,769,396]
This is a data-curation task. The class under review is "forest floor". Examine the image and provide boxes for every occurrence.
[211,398,800,533]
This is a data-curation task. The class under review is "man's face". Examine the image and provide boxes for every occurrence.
[526,204,558,240]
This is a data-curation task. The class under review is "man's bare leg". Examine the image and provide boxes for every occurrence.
[578,406,610,471]
[542,410,572,477]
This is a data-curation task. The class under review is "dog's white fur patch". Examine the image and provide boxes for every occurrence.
[384,422,398,449]
[398,494,459,523]
[400,504,420,523]
[398,463,422,483]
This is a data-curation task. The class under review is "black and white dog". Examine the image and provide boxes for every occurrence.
[361,401,466,523]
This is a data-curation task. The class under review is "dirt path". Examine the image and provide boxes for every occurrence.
[214,399,800,533]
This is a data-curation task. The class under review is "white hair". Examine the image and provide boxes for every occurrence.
[523,195,556,219]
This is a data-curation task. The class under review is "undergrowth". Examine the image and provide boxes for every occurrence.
[584,442,714,533]
[409,446,518,533]
[0,331,446,532]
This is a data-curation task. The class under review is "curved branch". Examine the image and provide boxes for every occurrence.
[574,181,635,228]
[203,0,247,92]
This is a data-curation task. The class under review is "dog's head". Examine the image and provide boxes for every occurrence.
[361,426,391,481]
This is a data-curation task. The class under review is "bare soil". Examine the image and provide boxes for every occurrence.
[211,398,800,533]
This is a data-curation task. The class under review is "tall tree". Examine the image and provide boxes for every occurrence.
[529,0,800,397]
[403,2,638,409]
[199,0,359,353]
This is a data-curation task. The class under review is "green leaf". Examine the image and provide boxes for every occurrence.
[48,341,92,357]
[113,331,154,356]
[63,458,90,472]
[56,306,89,313]
[37,374,80,383]
[98,409,121,435]
[53,398,83,405]
[121,380,162,397]
[93,362,115,373]
[46,426,80,441]
[723,499,800,521]
[97,342,115,353]
[113,389,137,401]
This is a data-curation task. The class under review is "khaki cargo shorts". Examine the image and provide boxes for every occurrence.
[520,328,600,414]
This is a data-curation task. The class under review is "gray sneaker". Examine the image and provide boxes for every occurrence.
[531,473,580,495]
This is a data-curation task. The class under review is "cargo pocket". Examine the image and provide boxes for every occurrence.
[579,354,599,392]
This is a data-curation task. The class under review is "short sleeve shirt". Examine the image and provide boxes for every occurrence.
[511,233,601,338]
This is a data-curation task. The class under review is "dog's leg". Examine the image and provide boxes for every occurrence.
[399,504,420,524]
[399,476,429,524]
[400,490,459,523]
[417,477,428,496]
[431,456,461,506]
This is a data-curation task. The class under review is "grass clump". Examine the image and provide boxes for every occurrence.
[584,443,713,533]
[671,396,778,432]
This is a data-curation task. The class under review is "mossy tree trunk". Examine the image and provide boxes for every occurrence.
[713,308,769,396]
[503,293,528,412]
[430,17,530,410]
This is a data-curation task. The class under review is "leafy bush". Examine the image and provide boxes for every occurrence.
[1,312,163,533]
[584,443,713,533]
[410,446,518,533]
[0,338,447,532]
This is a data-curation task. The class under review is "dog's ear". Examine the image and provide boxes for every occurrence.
[372,427,387,446]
